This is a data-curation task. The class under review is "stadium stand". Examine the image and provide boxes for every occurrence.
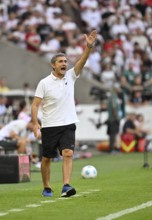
[1,0,152,150]
[0,0,152,103]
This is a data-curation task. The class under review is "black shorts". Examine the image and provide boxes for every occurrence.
[41,123,76,158]
[0,139,18,151]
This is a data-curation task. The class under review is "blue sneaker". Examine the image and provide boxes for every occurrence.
[42,188,53,197]
[61,184,76,197]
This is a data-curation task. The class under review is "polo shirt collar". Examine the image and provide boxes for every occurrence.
[50,72,67,81]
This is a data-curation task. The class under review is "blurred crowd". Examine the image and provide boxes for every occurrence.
[1,0,152,106]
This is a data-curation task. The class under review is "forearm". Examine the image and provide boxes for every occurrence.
[31,103,39,124]
[74,30,97,75]
[126,128,136,134]
[74,45,92,75]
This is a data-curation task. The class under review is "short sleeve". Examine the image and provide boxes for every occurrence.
[69,68,79,82]
[34,80,45,99]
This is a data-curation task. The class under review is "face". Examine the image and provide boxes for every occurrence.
[130,114,136,121]
[51,56,68,78]
[138,116,143,122]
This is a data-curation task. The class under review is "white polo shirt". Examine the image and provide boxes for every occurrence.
[35,68,80,127]
[0,120,28,141]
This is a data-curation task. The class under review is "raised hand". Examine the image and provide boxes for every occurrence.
[84,30,97,47]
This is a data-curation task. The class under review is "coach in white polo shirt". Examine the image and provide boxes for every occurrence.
[31,30,97,198]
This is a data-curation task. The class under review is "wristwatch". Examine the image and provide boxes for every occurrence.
[87,43,94,48]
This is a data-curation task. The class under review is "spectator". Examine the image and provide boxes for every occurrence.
[0,6,8,36]
[0,77,10,93]
[25,25,41,53]
[125,51,142,74]
[61,15,78,44]
[0,95,7,115]
[4,12,19,33]
[83,47,102,80]
[122,34,134,58]
[135,113,151,135]
[65,39,83,67]
[142,64,152,101]
[7,23,26,49]
[39,33,61,62]
[110,16,129,37]
[131,74,143,92]
[135,0,148,17]
[129,90,145,106]
[0,119,34,154]
[131,28,149,50]
[46,11,63,31]
[122,111,144,150]
[37,17,52,42]
[17,99,39,157]
[127,14,145,35]
[100,62,116,88]
[122,62,137,86]
[16,0,32,16]
[119,75,132,99]
[62,0,83,29]
[80,0,102,31]
[106,85,122,152]
[55,30,69,53]
[129,75,147,106]
[7,0,18,15]
[0,95,7,128]
[17,100,31,122]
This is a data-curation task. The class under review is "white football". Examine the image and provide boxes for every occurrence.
[81,165,97,179]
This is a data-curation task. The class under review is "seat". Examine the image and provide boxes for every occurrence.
[120,133,136,153]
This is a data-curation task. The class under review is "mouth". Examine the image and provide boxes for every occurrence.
[61,67,66,71]
[61,66,66,71]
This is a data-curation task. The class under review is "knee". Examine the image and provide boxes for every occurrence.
[17,138,26,147]
[62,149,73,158]
[42,157,50,162]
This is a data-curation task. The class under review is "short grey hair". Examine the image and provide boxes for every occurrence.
[50,53,67,64]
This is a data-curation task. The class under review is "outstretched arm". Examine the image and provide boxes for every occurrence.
[74,30,97,76]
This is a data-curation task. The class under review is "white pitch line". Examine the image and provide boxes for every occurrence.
[89,189,100,192]
[96,201,152,220]
[41,200,56,203]
[0,189,99,218]
[9,209,24,212]
[80,191,92,194]
[26,204,42,208]
[0,213,8,217]
[73,194,81,197]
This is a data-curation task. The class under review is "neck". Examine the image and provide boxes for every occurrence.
[53,71,64,79]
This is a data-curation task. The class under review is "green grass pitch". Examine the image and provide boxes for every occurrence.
[0,152,152,220]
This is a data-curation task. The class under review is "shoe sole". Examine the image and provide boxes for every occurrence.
[61,188,76,197]
[42,192,53,197]
[42,194,53,197]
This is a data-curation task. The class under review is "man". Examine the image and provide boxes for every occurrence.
[0,119,34,154]
[31,30,97,197]
[123,112,140,137]
[106,85,123,152]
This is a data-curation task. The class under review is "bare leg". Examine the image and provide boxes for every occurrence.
[17,138,27,154]
[41,156,51,188]
[62,149,73,185]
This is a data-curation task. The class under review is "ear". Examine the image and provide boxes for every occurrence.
[51,63,55,70]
